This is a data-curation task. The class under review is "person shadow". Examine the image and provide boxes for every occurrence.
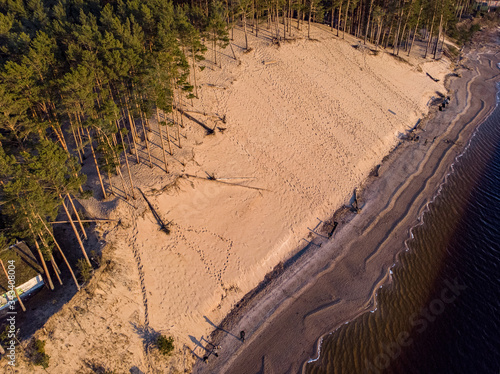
[189,335,206,357]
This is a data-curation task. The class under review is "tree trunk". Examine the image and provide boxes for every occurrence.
[283,4,286,40]
[297,5,301,30]
[156,107,169,173]
[134,94,152,165]
[100,123,129,200]
[165,119,173,155]
[124,103,140,164]
[117,124,136,199]
[458,1,465,19]
[213,34,217,65]
[343,0,351,39]
[50,121,68,152]
[356,2,363,39]
[275,4,280,38]
[34,237,55,290]
[174,88,184,148]
[331,4,335,30]
[139,112,153,168]
[107,169,114,195]
[337,2,343,37]
[252,0,255,33]
[408,6,423,57]
[439,25,446,54]
[364,0,375,44]
[376,20,383,48]
[425,5,436,59]
[67,193,87,240]
[243,14,249,50]
[49,251,63,285]
[69,115,83,164]
[308,0,312,39]
[37,214,80,290]
[288,0,291,36]
[397,0,415,55]
[393,1,403,55]
[85,128,107,199]
[76,113,85,153]
[24,213,55,290]
[116,165,129,199]
[384,16,394,48]
[191,44,199,98]
[60,195,92,267]
[36,230,59,278]
[256,8,260,37]
[434,13,443,59]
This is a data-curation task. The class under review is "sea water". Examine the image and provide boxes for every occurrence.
[306,89,500,374]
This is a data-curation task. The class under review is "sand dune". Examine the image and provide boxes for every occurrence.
[8,24,453,373]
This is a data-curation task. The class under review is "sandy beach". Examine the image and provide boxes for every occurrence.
[4,22,499,374]
[194,28,500,374]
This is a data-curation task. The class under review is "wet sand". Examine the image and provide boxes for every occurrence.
[193,29,500,374]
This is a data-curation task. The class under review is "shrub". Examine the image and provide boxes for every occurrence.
[31,339,50,368]
[77,258,92,282]
[156,335,174,356]
[90,250,102,267]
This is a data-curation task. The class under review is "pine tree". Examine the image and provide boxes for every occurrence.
[208,1,230,67]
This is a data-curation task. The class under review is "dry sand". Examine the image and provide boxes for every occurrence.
[194,28,500,374]
[3,23,487,373]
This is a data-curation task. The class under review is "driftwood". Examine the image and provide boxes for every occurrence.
[217,177,256,181]
[263,60,278,65]
[426,72,440,82]
[184,174,270,192]
[138,188,171,234]
[328,222,339,238]
[351,189,361,213]
[205,84,227,90]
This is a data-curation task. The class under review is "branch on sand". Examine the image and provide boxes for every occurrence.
[49,219,118,224]
[183,174,270,192]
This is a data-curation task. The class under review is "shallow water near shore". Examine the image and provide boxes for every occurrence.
[306,88,500,374]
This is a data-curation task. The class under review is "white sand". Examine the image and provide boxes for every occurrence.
[8,24,451,373]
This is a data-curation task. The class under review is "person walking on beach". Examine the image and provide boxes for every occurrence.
[240,330,246,342]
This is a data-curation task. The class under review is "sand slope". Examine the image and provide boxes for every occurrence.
[6,24,452,373]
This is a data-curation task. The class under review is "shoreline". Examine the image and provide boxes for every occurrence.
[307,65,500,373]
[194,28,500,374]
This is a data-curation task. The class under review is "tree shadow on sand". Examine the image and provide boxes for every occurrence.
[131,322,160,351]
[203,315,240,341]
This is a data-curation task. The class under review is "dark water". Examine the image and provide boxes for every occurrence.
[306,89,500,374]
